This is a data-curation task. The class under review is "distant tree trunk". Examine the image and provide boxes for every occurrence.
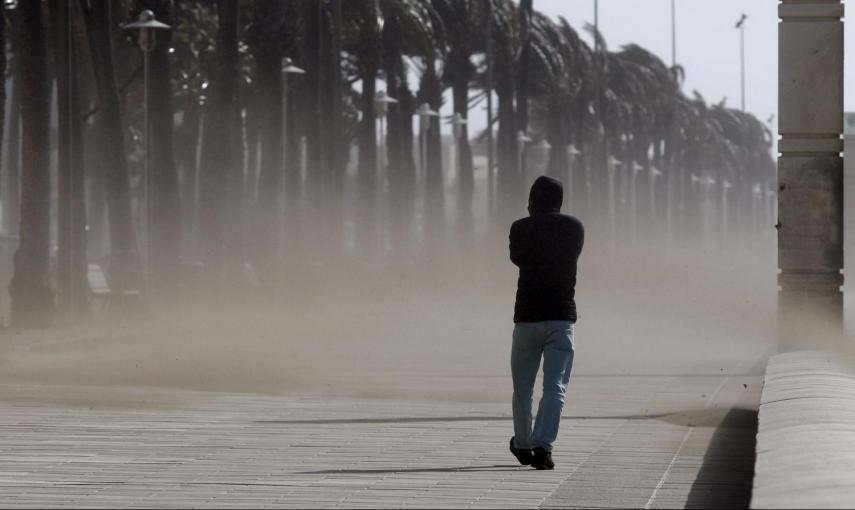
[199,0,241,287]
[382,17,405,259]
[300,0,322,259]
[253,47,283,279]
[418,55,444,254]
[449,51,474,248]
[9,0,53,328]
[496,73,518,221]
[356,1,381,259]
[53,0,91,321]
[515,0,533,178]
[141,0,181,296]
[546,106,568,180]
[4,74,20,236]
[81,0,141,301]
[2,14,18,236]
[394,62,417,261]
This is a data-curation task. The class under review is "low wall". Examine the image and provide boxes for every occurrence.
[752,351,855,508]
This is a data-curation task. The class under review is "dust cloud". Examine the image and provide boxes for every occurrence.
[0,218,778,407]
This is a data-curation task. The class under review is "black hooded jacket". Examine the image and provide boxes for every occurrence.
[509,176,585,323]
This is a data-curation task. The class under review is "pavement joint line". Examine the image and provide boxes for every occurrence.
[643,376,729,510]
[539,375,678,509]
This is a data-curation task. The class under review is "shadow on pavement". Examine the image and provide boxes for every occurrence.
[685,408,758,509]
[255,414,669,425]
[298,465,522,475]
[255,409,746,426]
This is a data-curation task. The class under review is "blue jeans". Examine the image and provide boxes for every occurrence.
[511,321,575,452]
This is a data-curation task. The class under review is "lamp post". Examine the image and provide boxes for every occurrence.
[374,90,398,176]
[447,113,467,179]
[534,139,551,180]
[279,57,305,262]
[516,131,532,187]
[650,166,663,234]
[751,182,763,245]
[721,179,733,243]
[735,13,747,112]
[607,155,621,242]
[630,162,644,240]
[416,103,439,187]
[565,144,582,207]
[123,9,170,298]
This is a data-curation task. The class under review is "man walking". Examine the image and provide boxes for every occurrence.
[508,176,584,470]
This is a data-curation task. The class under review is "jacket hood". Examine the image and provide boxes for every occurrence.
[528,176,563,215]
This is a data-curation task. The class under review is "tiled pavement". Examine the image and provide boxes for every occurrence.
[0,375,759,509]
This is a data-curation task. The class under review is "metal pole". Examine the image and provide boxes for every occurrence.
[67,0,75,319]
[143,49,151,298]
[485,0,494,220]
[671,0,676,66]
[594,0,599,53]
[739,18,746,112]
[280,71,288,263]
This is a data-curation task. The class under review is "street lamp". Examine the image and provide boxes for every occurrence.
[123,9,170,298]
[279,57,305,264]
[417,103,439,185]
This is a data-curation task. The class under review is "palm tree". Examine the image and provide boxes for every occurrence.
[9,0,53,328]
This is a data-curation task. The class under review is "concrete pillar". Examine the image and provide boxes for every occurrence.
[778,0,844,351]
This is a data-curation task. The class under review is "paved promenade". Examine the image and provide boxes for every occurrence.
[0,374,758,509]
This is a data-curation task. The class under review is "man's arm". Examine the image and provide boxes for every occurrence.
[509,221,527,267]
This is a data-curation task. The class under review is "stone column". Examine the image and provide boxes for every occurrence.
[778,0,844,351]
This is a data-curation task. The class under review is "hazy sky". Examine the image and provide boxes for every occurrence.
[435,0,855,150]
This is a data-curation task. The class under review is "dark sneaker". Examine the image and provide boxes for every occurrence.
[531,447,554,470]
[509,437,533,466]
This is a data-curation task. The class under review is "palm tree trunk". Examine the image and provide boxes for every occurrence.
[53,0,91,320]
[9,0,53,328]
[4,72,20,236]
[142,0,181,296]
[450,55,474,249]
[199,0,241,287]
[419,55,444,252]
[394,63,417,261]
[81,0,141,302]
[515,0,533,176]
[496,79,517,221]
[253,49,283,279]
[546,106,568,180]
[382,17,403,258]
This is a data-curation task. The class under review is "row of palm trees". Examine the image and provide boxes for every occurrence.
[2,0,774,328]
